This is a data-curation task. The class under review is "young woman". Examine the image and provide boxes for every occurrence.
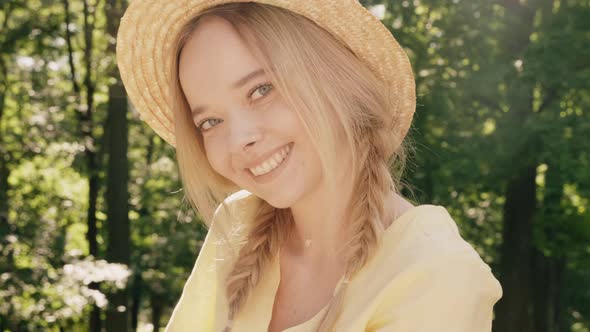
[116,1,503,331]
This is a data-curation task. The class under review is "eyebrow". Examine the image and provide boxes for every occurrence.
[190,68,266,117]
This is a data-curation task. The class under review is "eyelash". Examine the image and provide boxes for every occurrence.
[195,83,274,132]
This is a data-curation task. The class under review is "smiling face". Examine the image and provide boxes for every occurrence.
[178,16,323,209]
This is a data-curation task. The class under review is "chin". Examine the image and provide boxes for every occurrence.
[263,197,293,209]
[255,191,300,209]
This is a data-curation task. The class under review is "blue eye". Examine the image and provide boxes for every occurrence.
[196,83,273,132]
[250,83,273,99]
[197,118,222,131]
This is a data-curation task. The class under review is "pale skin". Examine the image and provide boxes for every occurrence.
[178,16,415,331]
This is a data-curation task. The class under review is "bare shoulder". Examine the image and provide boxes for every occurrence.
[382,191,416,228]
[213,190,260,226]
[394,193,416,216]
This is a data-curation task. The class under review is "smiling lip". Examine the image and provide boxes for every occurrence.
[243,142,294,170]
[246,142,293,184]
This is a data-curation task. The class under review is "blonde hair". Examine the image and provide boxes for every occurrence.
[169,3,415,331]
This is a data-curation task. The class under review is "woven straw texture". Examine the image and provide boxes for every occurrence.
[116,0,416,147]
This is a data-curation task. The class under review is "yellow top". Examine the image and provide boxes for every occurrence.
[164,190,503,332]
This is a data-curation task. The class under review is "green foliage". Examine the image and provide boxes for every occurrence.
[1,0,589,331]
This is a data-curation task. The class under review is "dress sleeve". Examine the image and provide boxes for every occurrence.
[163,210,223,331]
[366,249,503,332]
[164,191,258,331]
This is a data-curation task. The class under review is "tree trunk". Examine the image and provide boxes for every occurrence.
[0,60,13,332]
[532,158,566,332]
[533,250,565,332]
[151,294,164,332]
[0,54,11,235]
[492,2,538,331]
[130,271,143,331]
[494,163,537,332]
[87,159,100,332]
[104,0,130,331]
[62,0,102,330]
[0,75,10,233]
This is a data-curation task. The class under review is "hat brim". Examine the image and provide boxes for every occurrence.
[116,0,416,148]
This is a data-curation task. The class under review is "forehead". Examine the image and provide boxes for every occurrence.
[178,16,261,88]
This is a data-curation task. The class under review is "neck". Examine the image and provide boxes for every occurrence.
[285,178,354,267]
[284,183,404,269]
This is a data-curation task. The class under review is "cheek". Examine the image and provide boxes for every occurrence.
[269,101,303,135]
[203,138,229,176]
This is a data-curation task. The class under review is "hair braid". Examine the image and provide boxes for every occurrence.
[316,135,394,332]
[223,203,292,331]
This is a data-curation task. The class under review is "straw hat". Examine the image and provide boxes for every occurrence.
[116,0,416,148]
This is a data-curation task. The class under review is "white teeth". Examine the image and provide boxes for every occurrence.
[271,154,282,164]
[249,144,291,176]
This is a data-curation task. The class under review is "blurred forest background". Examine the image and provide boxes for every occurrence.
[0,0,589,331]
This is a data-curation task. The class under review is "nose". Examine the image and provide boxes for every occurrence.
[228,116,263,154]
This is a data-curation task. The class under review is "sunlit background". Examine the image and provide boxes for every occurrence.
[1,0,589,331]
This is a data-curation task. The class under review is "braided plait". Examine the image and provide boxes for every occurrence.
[315,128,394,331]
[223,203,292,331]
